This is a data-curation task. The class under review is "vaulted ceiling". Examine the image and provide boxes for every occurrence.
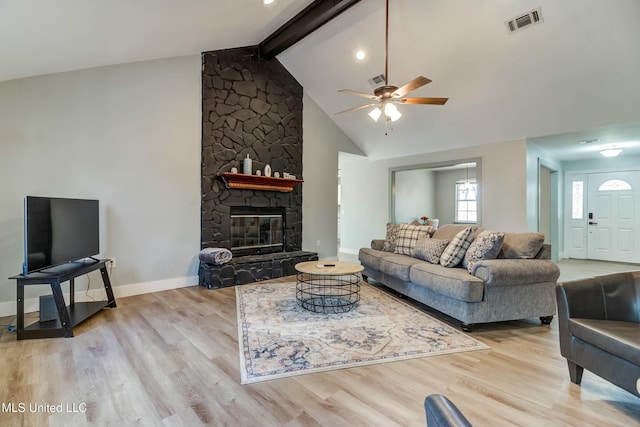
[2,0,640,161]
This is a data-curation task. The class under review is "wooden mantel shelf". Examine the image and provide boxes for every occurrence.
[218,172,303,192]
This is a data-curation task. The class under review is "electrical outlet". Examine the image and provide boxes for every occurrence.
[316,240,321,247]
[109,258,116,268]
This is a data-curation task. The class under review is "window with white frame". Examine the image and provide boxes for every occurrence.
[455,180,477,223]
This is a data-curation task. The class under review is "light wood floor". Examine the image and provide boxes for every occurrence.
[1,260,639,426]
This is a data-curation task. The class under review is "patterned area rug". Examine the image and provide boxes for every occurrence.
[236,281,489,384]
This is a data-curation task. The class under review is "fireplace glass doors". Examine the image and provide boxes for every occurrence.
[230,208,284,255]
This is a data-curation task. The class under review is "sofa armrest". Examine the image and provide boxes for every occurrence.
[471,259,560,287]
[371,239,385,251]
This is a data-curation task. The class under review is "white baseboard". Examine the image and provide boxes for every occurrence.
[0,275,198,318]
[338,248,359,255]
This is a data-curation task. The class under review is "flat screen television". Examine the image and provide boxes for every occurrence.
[23,196,100,274]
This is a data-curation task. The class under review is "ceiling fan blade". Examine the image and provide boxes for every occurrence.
[338,89,378,100]
[335,103,379,114]
[397,97,448,105]
[392,76,432,98]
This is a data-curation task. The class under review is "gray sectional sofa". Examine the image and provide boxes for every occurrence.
[358,224,560,331]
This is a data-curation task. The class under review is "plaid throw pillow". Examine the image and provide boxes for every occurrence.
[412,237,450,264]
[394,224,434,255]
[440,227,475,267]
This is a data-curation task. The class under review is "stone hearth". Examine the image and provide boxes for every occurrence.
[198,251,318,289]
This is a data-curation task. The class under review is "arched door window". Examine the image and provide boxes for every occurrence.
[598,179,632,191]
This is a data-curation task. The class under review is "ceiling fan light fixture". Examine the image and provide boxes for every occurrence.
[384,103,401,121]
[335,0,448,130]
[600,148,622,157]
[368,107,382,122]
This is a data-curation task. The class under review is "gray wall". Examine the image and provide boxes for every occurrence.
[339,139,527,252]
[393,169,436,224]
[0,54,361,314]
[302,93,364,259]
[0,55,202,313]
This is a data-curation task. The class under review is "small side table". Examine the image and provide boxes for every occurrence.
[295,261,364,314]
[9,259,116,340]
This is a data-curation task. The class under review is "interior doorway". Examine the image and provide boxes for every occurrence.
[538,162,559,259]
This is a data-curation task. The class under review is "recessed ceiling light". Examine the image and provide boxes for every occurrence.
[355,50,366,60]
[263,0,274,5]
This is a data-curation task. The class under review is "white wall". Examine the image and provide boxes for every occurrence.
[0,55,202,313]
[302,93,363,259]
[339,139,528,252]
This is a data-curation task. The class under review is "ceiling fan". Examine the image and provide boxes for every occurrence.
[336,0,448,124]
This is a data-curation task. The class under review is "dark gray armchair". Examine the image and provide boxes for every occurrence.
[556,271,640,398]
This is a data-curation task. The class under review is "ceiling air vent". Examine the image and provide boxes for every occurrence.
[369,73,386,88]
[506,7,543,34]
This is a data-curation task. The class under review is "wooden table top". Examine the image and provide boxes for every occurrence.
[295,261,364,276]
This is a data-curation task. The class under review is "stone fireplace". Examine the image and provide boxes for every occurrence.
[199,46,317,288]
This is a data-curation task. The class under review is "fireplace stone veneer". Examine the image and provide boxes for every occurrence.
[200,46,316,286]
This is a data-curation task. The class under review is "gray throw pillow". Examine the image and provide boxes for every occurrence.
[500,232,545,259]
[463,230,505,272]
[440,227,475,268]
[382,223,401,252]
[412,237,450,264]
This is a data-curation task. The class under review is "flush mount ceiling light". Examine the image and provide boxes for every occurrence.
[263,0,274,5]
[600,147,623,157]
[355,50,366,60]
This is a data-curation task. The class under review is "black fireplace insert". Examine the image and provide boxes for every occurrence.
[230,207,285,256]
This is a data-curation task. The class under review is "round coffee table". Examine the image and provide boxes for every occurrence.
[295,261,364,313]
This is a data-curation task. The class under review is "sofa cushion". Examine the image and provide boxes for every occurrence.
[462,230,505,272]
[569,318,640,366]
[432,224,478,242]
[500,232,545,259]
[412,237,449,264]
[380,255,424,281]
[410,263,485,302]
[440,227,474,268]
[382,222,402,252]
[394,224,434,256]
[358,248,389,271]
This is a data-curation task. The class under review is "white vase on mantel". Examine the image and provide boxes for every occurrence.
[264,164,272,177]
[243,154,252,175]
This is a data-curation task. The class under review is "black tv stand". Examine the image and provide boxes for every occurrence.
[9,259,116,340]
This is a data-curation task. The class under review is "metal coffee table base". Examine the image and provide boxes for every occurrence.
[296,272,360,313]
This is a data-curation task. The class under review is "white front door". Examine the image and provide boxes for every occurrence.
[586,171,640,263]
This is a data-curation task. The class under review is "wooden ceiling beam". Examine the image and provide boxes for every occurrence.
[258,0,362,59]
